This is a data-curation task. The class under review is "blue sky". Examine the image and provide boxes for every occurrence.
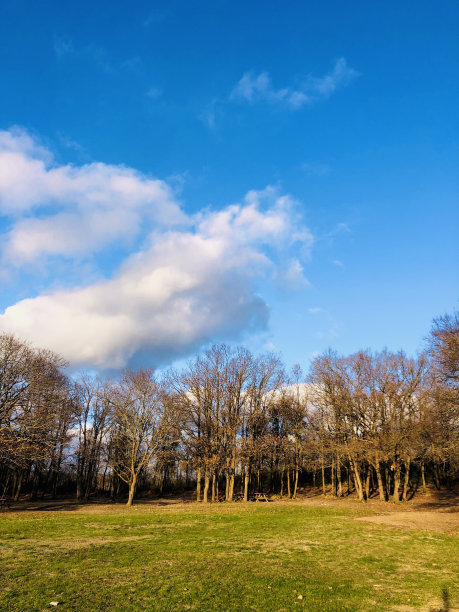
[0,0,457,371]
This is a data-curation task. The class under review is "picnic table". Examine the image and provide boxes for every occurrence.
[253,492,270,502]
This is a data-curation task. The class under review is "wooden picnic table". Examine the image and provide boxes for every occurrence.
[253,492,270,502]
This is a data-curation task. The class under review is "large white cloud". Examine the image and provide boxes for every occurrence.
[0,129,313,369]
[0,127,186,262]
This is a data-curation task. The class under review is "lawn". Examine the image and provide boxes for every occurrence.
[0,498,457,611]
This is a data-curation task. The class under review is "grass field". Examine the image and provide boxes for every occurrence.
[0,495,457,611]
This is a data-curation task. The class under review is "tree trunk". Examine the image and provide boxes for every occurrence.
[433,461,441,490]
[126,474,137,507]
[203,469,210,503]
[287,467,291,498]
[293,467,299,500]
[365,465,371,500]
[212,471,217,502]
[402,457,410,502]
[280,467,284,497]
[336,454,343,497]
[374,461,386,501]
[243,466,249,502]
[196,467,201,502]
[350,458,364,501]
[384,465,390,500]
[392,462,401,502]
[13,471,23,502]
[421,461,427,494]
[225,471,229,501]
[228,473,235,501]
[331,456,336,496]
[321,457,326,495]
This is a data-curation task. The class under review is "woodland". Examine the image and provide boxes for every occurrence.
[0,312,457,507]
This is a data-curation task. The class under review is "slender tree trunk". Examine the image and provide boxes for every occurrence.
[321,457,326,495]
[293,467,299,499]
[243,466,249,502]
[365,465,371,500]
[433,461,441,490]
[350,457,364,501]
[287,467,291,498]
[331,456,336,496]
[280,467,284,497]
[384,465,390,500]
[212,472,217,502]
[336,454,343,497]
[225,470,229,501]
[421,461,427,494]
[374,461,386,501]
[13,471,23,502]
[203,468,210,503]
[229,450,236,500]
[229,475,234,500]
[11,471,17,499]
[196,467,202,502]
[402,457,410,502]
[52,445,64,499]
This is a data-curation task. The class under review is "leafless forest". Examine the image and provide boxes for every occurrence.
[1,313,457,506]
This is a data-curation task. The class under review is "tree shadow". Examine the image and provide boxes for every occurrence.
[4,493,200,512]
[430,586,451,612]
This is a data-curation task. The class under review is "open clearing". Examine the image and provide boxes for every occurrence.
[0,493,458,611]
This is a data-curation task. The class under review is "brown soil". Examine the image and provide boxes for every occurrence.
[355,511,458,534]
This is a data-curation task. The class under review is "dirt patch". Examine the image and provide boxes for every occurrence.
[355,511,459,534]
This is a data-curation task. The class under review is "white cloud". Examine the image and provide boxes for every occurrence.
[231,58,359,109]
[0,132,314,369]
[0,231,269,368]
[0,128,187,262]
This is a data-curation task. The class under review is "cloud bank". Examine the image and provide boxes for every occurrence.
[0,129,313,369]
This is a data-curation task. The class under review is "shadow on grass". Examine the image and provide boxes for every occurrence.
[2,493,200,512]
[430,586,451,612]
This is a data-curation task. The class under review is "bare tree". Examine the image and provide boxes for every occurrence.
[75,375,112,500]
[109,370,172,506]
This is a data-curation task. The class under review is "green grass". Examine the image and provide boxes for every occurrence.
[0,501,457,611]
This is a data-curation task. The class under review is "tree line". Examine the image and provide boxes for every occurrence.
[0,313,457,506]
